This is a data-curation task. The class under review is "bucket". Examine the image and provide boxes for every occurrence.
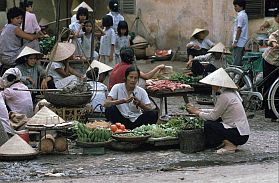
[17,130,30,144]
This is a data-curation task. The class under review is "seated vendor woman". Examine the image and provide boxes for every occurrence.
[186,42,231,76]
[1,68,33,117]
[108,47,165,90]
[15,46,52,90]
[0,7,42,76]
[104,66,158,129]
[186,68,250,154]
[186,28,215,61]
[46,43,85,89]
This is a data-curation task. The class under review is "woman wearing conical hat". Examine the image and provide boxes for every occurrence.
[46,42,85,89]
[15,46,52,90]
[186,28,215,61]
[187,68,250,154]
[186,42,231,76]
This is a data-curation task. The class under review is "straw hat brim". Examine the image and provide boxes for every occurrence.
[191,28,209,38]
[0,134,37,155]
[199,68,237,89]
[73,2,93,12]
[87,60,113,74]
[49,43,75,62]
[16,46,43,61]
[208,42,231,54]
[27,106,65,126]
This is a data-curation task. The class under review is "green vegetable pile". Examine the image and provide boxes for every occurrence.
[39,36,56,55]
[170,72,203,84]
[76,123,112,143]
[133,117,204,138]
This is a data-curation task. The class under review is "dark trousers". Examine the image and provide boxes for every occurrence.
[263,60,279,119]
[204,120,249,149]
[187,48,208,58]
[191,60,217,76]
[105,105,158,129]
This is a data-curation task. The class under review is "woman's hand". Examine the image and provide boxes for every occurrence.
[272,42,279,49]
[186,60,193,68]
[192,44,200,49]
[40,79,48,89]
[186,103,200,116]
[133,97,141,107]
[26,77,35,87]
[123,96,134,103]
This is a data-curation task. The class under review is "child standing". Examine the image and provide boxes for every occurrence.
[99,15,116,67]
[115,21,130,64]
[232,0,248,66]
[81,20,99,60]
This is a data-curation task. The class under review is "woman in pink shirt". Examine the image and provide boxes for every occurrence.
[187,68,250,154]
[1,68,33,117]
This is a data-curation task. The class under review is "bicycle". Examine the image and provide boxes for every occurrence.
[225,55,279,118]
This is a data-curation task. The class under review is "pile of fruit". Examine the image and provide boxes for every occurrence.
[170,72,203,84]
[76,123,112,143]
[110,122,128,133]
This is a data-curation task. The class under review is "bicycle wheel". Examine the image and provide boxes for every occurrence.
[225,67,253,91]
[268,78,279,118]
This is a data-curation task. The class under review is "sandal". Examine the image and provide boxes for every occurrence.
[216,148,236,154]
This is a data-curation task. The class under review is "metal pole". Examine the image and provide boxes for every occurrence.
[55,0,61,42]
[90,0,96,61]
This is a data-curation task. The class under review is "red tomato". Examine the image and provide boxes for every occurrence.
[115,122,122,129]
[115,129,123,133]
[120,124,126,131]
[110,125,117,132]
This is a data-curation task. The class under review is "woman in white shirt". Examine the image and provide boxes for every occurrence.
[104,66,158,129]
[187,68,250,154]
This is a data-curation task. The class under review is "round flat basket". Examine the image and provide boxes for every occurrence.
[44,92,93,107]
[110,140,142,151]
[112,133,151,142]
[0,151,39,161]
[76,140,112,148]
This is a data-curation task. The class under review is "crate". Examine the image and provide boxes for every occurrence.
[178,129,205,153]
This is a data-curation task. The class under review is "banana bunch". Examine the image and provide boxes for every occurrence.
[77,123,112,143]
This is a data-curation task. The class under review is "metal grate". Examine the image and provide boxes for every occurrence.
[246,0,265,19]
[0,0,7,11]
[120,0,135,14]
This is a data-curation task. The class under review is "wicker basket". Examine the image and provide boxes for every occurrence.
[178,128,205,153]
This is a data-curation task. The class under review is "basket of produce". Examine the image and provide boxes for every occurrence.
[112,132,151,142]
[151,49,172,61]
[170,72,203,84]
[179,128,204,153]
[75,122,112,147]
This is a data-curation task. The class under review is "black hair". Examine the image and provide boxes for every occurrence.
[109,0,119,12]
[86,67,99,81]
[7,7,24,23]
[82,20,93,32]
[120,47,134,64]
[117,21,129,36]
[274,9,279,17]
[76,7,89,20]
[6,74,17,82]
[124,66,140,81]
[102,15,113,28]
[19,1,33,9]
[233,0,246,10]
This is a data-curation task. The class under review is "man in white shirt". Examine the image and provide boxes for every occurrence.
[232,0,248,66]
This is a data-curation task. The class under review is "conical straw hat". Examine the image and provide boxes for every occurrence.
[208,42,231,54]
[39,18,50,26]
[16,46,43,61]
[73,2,93,12]
[191,28,209,38]
[27,106,65,126]
[49,42,75,62]
[0,134,37,155]
[87,60,113,74]
[199,68,237,89]
[132,35,148,44]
